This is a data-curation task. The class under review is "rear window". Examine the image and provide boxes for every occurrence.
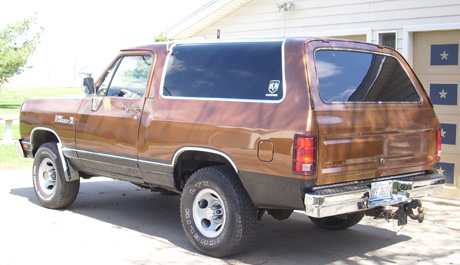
[315,50,421,103]
[162,41,284,101]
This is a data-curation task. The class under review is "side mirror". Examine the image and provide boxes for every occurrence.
[82,77,95,95]
[79,67,95,95]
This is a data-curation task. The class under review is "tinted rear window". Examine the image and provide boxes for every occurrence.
[315,50,420,103]
[162,41,284,101]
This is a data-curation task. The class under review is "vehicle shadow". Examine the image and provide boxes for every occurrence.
[10,178,411,264]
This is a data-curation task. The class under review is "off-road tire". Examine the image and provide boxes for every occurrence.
[180,166,258,257]
[32,142,80,209]
[309,211,365,230]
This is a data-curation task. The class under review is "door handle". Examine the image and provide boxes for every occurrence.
[122,105,141,113]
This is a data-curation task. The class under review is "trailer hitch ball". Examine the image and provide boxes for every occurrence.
[404,199,424,223]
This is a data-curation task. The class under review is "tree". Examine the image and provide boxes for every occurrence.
[0,13,43,90]
[154,32,171,42]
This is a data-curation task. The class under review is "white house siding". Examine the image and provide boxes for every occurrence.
[191,0,460,52]
[179,0,460,200]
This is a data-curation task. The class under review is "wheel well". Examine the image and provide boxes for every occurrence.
[174,151,237,190]
[31,130,59,156]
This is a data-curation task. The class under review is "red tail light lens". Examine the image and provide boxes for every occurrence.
[436,127,442,160]
[293,135,316,175]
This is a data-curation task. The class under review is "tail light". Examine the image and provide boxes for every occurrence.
[293,135,316,175]
[436,127,442,160]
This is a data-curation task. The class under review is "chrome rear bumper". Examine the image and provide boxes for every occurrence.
[304,173,445,218]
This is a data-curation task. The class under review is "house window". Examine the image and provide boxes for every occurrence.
[379,32,397,49]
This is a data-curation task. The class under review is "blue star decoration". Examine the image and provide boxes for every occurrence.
[435,162,455,184]
[440,50,449,60]
[440,123,457,145]
[431,44,458,65]
[430,84,457,105]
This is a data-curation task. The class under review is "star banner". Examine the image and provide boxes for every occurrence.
[435,162,455,184]
[440,123,457,145]
[430,44,459,65]
[429,84,458,105]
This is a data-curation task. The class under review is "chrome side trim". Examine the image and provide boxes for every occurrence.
[305,173,445,218]
[64,147,234,172]
[63,147,173,169]
[172,147,239,173]
[75,148,139,162]
[139,159,173,168]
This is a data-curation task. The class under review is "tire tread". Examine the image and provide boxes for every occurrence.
[33,142,80,209]
[180,166,257,257]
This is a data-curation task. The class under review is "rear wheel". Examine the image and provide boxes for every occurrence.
[32,142,80,209]
[309,212,365,230]
[180,166,257,257]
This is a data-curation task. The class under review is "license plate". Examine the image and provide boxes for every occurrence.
[369,181,393,201]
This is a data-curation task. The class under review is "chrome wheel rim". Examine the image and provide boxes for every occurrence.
[38,158,57,195]
[192,188,226,238]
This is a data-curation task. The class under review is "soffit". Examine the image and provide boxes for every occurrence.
[166,0,251,39]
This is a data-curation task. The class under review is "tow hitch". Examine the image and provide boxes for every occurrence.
[396,199,424,225]
[367,199,425,226]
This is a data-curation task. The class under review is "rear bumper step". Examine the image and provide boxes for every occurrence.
[304,173,445,218]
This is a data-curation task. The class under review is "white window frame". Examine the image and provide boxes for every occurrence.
[403,22,460,66]
[377,30,397,49]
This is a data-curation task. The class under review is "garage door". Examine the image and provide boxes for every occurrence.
[413,30,460,200]
[332,34,367,42]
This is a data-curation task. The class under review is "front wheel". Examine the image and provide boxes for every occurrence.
[309,212,365,230]
[180,166,257,257]
[32,142,80,209]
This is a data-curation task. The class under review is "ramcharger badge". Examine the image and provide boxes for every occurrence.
[55,115,75,125]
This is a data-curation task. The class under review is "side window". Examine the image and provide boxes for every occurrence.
[97,55,152,98]
[163,42,284,101]
[97,58,121,96]
[315,50,421,103]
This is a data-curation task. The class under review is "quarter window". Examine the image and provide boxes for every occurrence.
[163,42,284,101]
[315,50,420,103]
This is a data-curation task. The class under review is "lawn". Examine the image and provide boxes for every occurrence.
[0,86,81,169]
[0,87,82,115]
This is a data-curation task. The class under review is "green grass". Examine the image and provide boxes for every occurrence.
[0,123,20,139]
[0,144,33,169]
[0,87,81,169]
[0,87,82,115]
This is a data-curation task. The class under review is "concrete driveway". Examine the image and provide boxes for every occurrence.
[1,168,460,265]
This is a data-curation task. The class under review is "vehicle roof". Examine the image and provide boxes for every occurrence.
[120,37,382,53]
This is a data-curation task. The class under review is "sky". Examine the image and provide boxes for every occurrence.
[0,0,210,87]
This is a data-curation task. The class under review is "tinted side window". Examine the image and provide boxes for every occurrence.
[315,50,420,103]
[163,42,284,101]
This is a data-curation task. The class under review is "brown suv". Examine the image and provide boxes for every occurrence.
[17,38,445,257]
